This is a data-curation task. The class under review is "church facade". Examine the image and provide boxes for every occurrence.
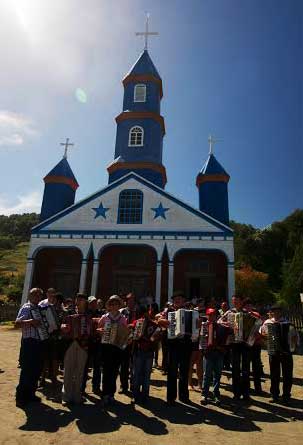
[21,48,235,308]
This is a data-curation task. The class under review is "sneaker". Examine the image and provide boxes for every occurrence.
[269,397,279,403]
[201,396,208,406]
[214,396,221,406]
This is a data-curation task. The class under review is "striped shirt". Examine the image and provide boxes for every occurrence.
[16,302,40,340]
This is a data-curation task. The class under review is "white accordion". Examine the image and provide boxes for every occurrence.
[132,319,147,340]
[101,321,130,349]
[226,311,262,346]
[167,309,199,341]
[31,305,61,341]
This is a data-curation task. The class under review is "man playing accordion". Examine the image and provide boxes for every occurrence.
[260,305,299,404]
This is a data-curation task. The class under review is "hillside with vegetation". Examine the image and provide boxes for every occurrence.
[0,211,302,306]
[0,213,38,302]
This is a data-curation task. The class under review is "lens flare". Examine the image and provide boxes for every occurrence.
[75,88,87,103]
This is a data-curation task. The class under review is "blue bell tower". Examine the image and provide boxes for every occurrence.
[107,47,167,188]
[40,143,79,222]
[196,137,230,226]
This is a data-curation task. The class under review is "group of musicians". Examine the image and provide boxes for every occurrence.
[14,287,299,409]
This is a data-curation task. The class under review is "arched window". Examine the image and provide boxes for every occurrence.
[134,84,146,102]
[118,189,143,224]
[128,126,144,147]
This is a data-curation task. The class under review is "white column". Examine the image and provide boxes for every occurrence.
[79,260,88,293]
[155,261,162,307]
[90,260,99,296]
[167,261,174,302]
[227,263,235,306]
[21,259,35,305]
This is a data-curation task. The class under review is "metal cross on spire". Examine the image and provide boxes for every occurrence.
[135,13,159,50]
[60,138,74,159]
[208,135,223,155]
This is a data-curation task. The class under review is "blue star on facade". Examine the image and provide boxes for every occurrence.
[151,202,170,219]
[92,202,110,219]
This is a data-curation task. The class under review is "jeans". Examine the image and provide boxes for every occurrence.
[202,350,224,397]
[231,343,251,398]
[16,338,44,400]
[269,353,293,398]
[132,350,154,400]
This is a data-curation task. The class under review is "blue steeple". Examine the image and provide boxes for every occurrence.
[107,50,166,188]
[196,153,230,225]
[40,157,79,222]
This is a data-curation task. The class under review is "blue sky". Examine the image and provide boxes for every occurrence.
[0,0,302,228]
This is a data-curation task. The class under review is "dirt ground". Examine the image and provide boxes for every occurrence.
[0,326,302,445]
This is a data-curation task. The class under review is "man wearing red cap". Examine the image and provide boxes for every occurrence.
[200,308,231,406]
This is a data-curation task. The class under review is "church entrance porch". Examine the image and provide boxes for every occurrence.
[98,245,157,301]
[173,249,227,305]
[31,247,82,298]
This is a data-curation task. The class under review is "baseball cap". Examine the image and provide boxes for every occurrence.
[206,308,216,315]
[88,296,97,303]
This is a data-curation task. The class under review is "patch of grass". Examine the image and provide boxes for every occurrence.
[0,242,29,275]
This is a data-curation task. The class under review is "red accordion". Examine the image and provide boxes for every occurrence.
[64,314,98,340]
[199,321,230,350]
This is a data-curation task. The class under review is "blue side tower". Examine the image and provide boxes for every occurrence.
[40,157,79,222]
[196,154,230,225]
[107,50,167,188]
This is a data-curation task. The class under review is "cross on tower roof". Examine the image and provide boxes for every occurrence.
[60,138,74,159]
[208,135,223,155]
[135,13,159,51]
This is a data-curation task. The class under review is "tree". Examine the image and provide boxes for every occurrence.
[280,241,303,305]
[235,265,273,305]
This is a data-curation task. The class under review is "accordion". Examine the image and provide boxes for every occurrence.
[227,311,262,346]
[133,319,147,341]
[133,319,162,343]
[167,309,200,341]
[199,321,230,350]
[267,322,297,355]
[101,321,130,349]
[65,314,93,340]
[31,305,61,341]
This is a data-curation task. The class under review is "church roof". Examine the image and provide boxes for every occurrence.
[199,154,229,176]
[44,158,79,185]
[32,171,233,234]
[124,50,161,80]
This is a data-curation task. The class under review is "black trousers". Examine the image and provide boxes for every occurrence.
[231,343,251,398]
[119,344,132,391]
[269,353,293,398]
[82,342,102,392]
[16,338,44,401]
[102,345,122,397]
[250,344,263,391]
[167,339,192,402]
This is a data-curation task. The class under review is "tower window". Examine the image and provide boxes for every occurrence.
[128,126,144,147]
[118,189,143,224]
[134,84,146,102]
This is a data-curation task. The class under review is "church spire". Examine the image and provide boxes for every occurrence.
[196,137,230,225]
[40,142,79,222]
[107,19,166,188]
